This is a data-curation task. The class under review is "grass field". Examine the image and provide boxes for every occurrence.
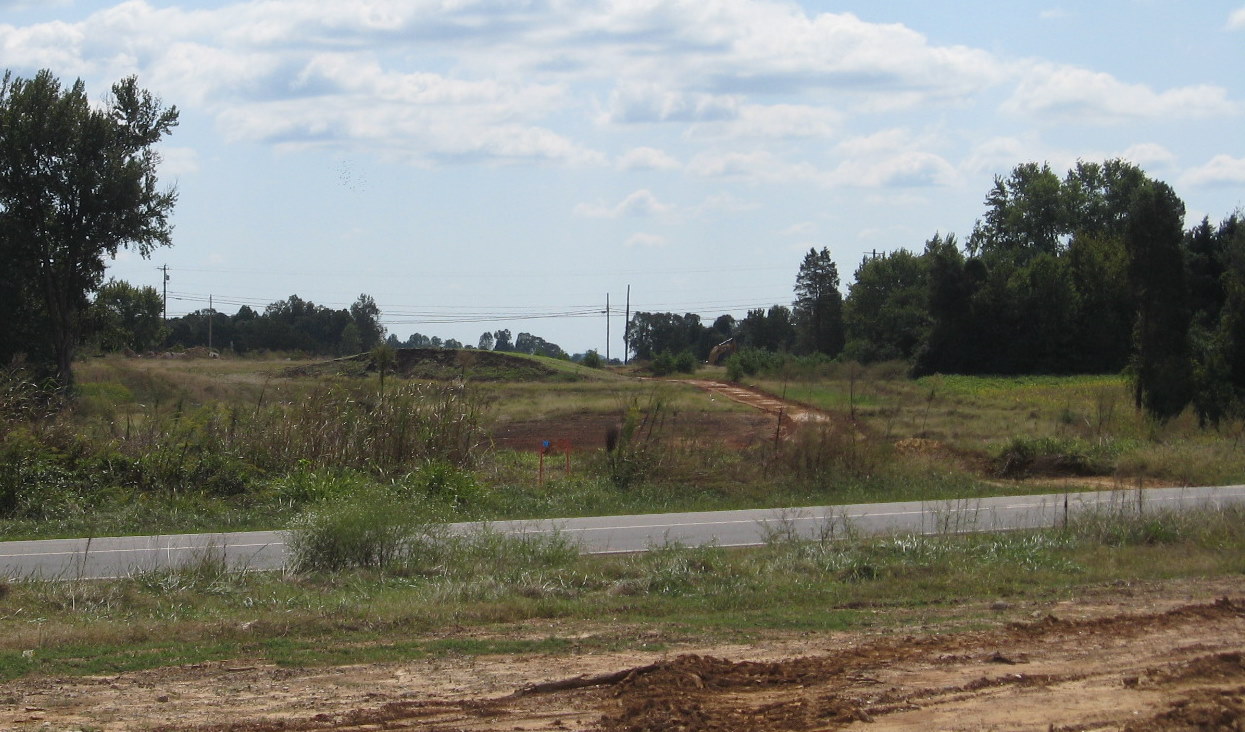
[2,353,1243,542]
[1,503,1242,681]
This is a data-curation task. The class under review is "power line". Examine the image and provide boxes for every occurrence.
[155,263,795,279]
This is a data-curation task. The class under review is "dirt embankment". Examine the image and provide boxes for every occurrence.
[3,578,1243,731]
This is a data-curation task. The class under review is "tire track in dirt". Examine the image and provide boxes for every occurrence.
[60,593,1239,732]
[677,379,830,424]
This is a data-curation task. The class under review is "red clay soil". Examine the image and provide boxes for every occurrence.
[6,579,1243,731]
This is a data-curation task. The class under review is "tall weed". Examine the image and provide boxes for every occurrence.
[602,391,668,489]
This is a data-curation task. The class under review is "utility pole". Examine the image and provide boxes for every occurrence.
[160,264,169,320]
[208,294,213,352]
[605,293,610,363]
[624,284,631,365]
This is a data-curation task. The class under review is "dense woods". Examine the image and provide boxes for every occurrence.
[626,160,1245,424]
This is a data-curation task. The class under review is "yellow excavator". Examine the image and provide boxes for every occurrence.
[707,338,737,366]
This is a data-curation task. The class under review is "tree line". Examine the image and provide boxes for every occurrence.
[0,68,570,380]
[92,289,571,359]
[384,328,568,359]
[627,160,1245,425]
[3,69,1241,424]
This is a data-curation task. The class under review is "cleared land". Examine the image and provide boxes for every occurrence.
[1,578,1242,730]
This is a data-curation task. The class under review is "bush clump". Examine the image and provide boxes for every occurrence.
[286,488,442,573]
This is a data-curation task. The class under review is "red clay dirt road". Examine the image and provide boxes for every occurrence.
[3,578,1243,731]
[679,379,831,426]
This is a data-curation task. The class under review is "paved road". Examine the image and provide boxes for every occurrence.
[3,484,1243,580]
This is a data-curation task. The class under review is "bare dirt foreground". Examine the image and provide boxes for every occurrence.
[1,578,1243,731]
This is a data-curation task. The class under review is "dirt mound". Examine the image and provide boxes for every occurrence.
[587,596,1245,732]
[1124,687,1245,731]
[393,348,572,381]
[598,654,871,732]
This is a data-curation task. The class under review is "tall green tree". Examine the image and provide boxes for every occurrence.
[349,293,385,350]
[912,234,977,376]
[1191,213,1245,427]
[91,279,167,353]
[792,247,845,357]
[843,248,929,362]
[736,306,795,353]
[0,69,178,389]
[627,312,708,360]
[1125,180,1193,421]
[968,162,1063,263]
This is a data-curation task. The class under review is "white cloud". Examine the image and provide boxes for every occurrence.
[603,84,740,124]
[2,0,1236,181]
[1228,7,1245,30]
[829,151,958,188]
[156,146,200,177]
[0,0,72,8]
[0,20,90,75]
[686,103,839,140]
[575,190,674,219]
[687,150,820,184]
[827,129,958,188]
[1003,63,1238,122]
[689,192,761,216]
[780,221,816,236]
[207,54,605,166]
[1181,155,1245,187]
[617,147,681,171]
[1039,8,1070,20]
[1119,143,1177,168]
[962,136,1032,176]
[625,232,669,248]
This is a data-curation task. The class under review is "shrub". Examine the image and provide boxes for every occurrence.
[779,421,887,486]
[0,430,86,520]
[726,347,775,381]
[649,351,676,376]
[994,436,1108,478]
[0,366,60,437]
[401,459,481,508]
[271,466,374,507]
[649,350,697,377]
[286,488,440,573]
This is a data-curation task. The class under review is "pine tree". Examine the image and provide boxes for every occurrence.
[792,248,845,357]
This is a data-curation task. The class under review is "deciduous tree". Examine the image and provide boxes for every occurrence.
[0,69,178,389]
[91,279,166,353]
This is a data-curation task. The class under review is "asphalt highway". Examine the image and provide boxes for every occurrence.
[2,484,1242,580]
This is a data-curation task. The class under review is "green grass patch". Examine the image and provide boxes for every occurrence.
[1,504,1243,681]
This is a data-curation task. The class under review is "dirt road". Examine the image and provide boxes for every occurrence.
[3,577,1243,730]
[680,379,830,426]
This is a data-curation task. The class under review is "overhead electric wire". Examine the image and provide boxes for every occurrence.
[158,263,795,279]
[167,290,793,322]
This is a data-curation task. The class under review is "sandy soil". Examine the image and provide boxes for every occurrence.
[2,577,1243,731]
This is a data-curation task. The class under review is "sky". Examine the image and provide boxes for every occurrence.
[2,1,1243,357]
